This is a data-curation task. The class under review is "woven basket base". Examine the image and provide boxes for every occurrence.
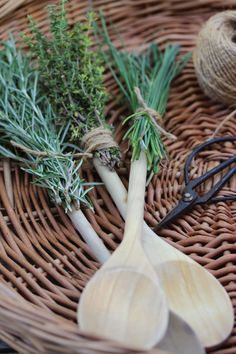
[0,0,235,353]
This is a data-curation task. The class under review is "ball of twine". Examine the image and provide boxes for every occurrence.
[193,11,236,106]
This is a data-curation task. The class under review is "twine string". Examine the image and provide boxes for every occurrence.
[10,140,92,159]
[81,126,119,153]
[134,87,177,140]
[12,127,118,161]
[210,109,236,138]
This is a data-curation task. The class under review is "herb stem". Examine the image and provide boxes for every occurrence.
[68,206,110,263]
[3,158,14,207]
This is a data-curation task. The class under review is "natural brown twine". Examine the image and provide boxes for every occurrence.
[10,140,93,159]
[81,126,119,153]
[210,109,236,138]
[193,11,236,106]
[134,87,177,140]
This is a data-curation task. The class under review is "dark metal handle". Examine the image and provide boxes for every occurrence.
[187,154,236,189]
[211,195,236,202]
[197,165,236,203]
[184,136,236,184]
[0,341,17,353]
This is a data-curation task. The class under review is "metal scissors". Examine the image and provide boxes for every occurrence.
[155,136,236,230]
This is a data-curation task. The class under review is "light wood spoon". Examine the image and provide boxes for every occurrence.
[94,158,234,348]
[158,312,205,354]
[134,350,174,354]
[78,153,169,350]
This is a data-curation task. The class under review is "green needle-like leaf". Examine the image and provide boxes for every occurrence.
[23,0,121,169]
[96,15,191,173]
[0,38,93,212]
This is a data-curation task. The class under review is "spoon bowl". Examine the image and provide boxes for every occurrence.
[158,312,205,354]
[156,260,233,347]
[94,159,234,348]
[79,153,169,350]
[79,267,168,350]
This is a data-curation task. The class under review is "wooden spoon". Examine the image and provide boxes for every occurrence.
[130,313,205,354]
[134,350,175,354]
[78,214,205,353]
[94,158,234,348]
[158,312,205,354]
[78,153,169,350]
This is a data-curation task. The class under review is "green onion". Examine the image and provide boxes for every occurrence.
[97,14,191,174]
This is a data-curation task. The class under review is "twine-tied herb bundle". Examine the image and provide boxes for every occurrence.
[0,38,110,263]
[24,0,121,169]
[0,39,91,211]
[97,16,191,177]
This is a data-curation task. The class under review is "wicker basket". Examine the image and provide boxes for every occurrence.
[0,0,235,353]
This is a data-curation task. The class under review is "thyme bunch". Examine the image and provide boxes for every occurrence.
[0,39,93,211]
[97,16,191,175]
[24,0,120,168]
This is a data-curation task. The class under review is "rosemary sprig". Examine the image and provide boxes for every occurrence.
[23,0,120,168]
[0,38,93,212]
[97,16,191,174]
[0,38,110,262]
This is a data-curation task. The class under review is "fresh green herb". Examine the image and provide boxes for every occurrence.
[23,0,120,168]
[0,38,93,212]
[97,15,191,175]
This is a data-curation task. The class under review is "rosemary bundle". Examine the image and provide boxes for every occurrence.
[0,39,110,263]
[23,0,120,169]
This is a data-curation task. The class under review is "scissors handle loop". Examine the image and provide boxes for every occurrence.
[184,136,236,184]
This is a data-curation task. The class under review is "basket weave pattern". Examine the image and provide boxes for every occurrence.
[0,0,235,353]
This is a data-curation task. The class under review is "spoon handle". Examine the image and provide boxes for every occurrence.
[94,158,193,262]
[94,157,137,220]
[122,151,147,247]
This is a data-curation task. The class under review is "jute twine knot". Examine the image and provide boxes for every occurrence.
[134,87,177,140]
[193,11,236,106]
[81,126,119,153]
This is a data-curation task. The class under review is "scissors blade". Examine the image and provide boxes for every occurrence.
[155,199,193,230]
